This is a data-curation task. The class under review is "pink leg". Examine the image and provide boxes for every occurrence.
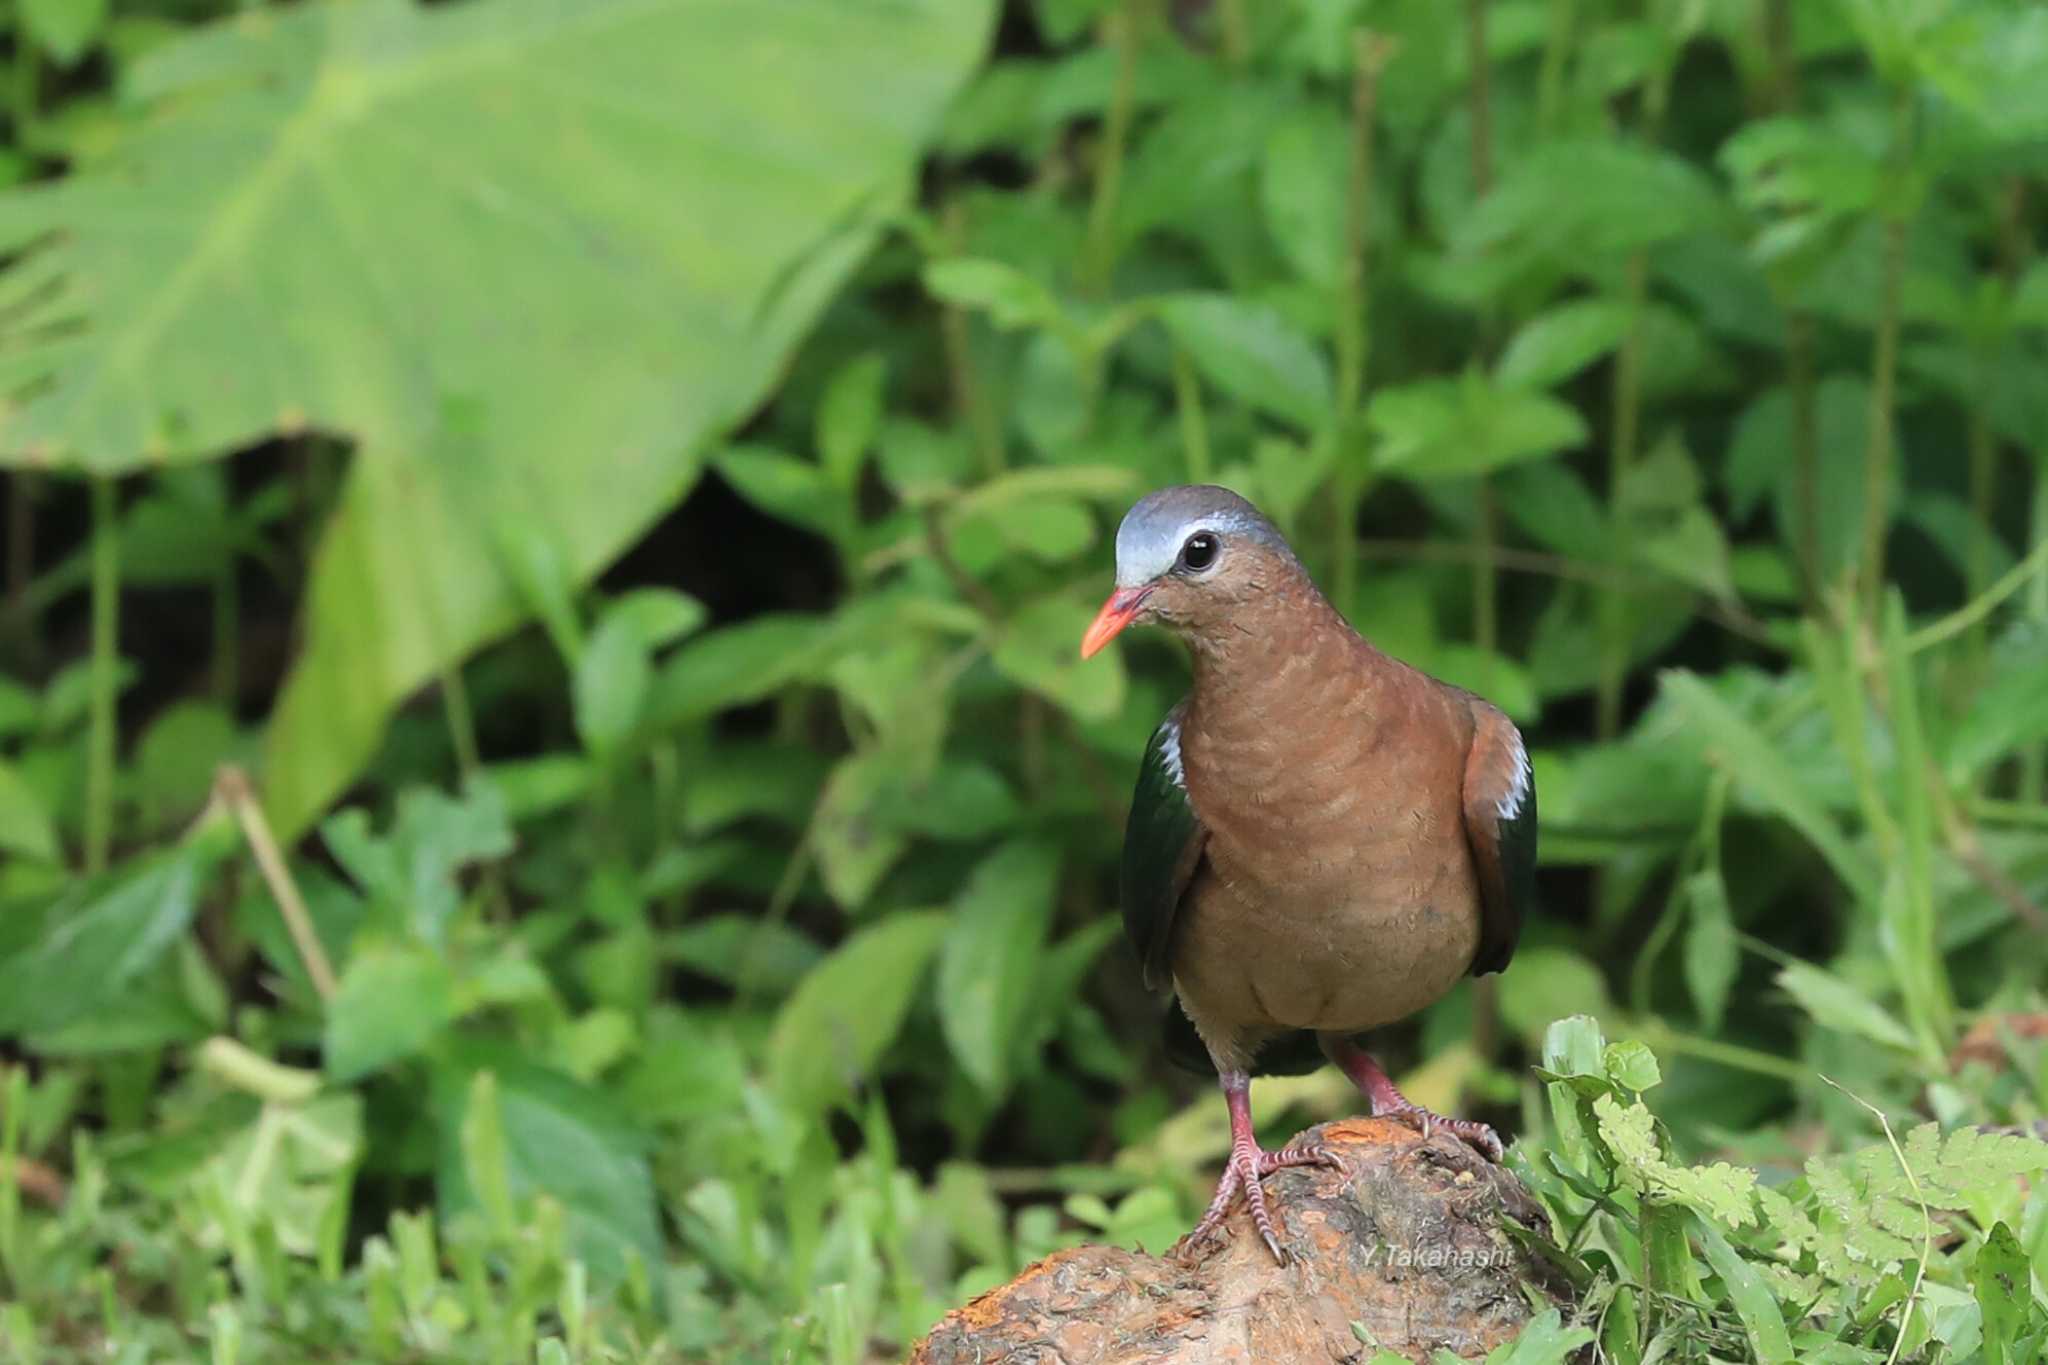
[1174,1070,1342,1263]
[1319,1033,1505,1161]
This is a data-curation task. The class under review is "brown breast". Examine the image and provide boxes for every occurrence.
[1169,582,1483,1039]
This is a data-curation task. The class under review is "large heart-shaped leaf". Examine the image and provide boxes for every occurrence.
[0,0,992,836]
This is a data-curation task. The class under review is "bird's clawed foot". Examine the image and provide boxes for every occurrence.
[1378,1101,1505,1162]
[1319,1032,1509,1163]
[1173,1138,1345,1264]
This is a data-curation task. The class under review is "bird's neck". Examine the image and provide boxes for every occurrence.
[1183,570,1399,742]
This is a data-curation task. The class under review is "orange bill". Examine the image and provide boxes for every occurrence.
[1080,587,1150,659]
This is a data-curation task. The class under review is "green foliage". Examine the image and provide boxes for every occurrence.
[1,0,2047,1361]
[1530,1017,2048,1365]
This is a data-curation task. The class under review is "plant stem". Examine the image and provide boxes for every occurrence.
[1636,1021,1812,1085]
[1331,30,1392,617]
[10,17,35,150]
[438,657,481,779]
[2001,176,2043,803]
[1905,529,2048,654]
[1465,0,1492,201]
[1465,1,1498,692]
[219,767,338,1001]
[4,475,26,612]
[213,557,240,706]
[1861,87,1912,617]
[1081,3,1138,296]
[1596,252,1648,739]
[2024,465,2048,802]
[1965,400,1995,668]
[86,477,119,875]
[1334,30,1391,421]
[1216,0,1248,65]
[1760,0,1821,610]
[1786,309,1822,605]
[1764,0,1800,110]
[1536,0,1574,134]
[1170,347,1211,483]
[940,199,1005,476]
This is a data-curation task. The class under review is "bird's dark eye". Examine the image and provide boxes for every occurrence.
[1179,532,1218,572]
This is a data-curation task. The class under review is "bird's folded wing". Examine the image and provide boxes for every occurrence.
[1461,702,1536,977]
[1120,702,1206,991]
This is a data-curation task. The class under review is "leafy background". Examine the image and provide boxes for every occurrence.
[1,0,2047,1361]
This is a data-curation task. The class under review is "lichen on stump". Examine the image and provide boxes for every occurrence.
[911,1117,1570,1365]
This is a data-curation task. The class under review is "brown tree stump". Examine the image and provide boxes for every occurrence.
[910,1117,1569,1365]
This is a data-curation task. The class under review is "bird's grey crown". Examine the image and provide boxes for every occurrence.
[1113,485,1291,588]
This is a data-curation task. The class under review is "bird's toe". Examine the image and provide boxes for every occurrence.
[1386,1105,1505,1162]
[1268,1136,1345,1176]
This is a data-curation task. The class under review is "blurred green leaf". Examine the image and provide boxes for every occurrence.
[204,1092,364,1259]
[769,910,946,1113]
[1681,867,1738,1032]
[1155,293,1333,431]
[0,818,232,1035]
[602,588,707,653]
[321,781,512,946]
[324,942,457,1082]
[887,759,1022,841]
[817,353,887,491]
[1976,1220,2029,1365]
[1501,947,1611,1041]
[1604,1041,1662,1093]
[923,258,1062,331]
[994,596,1127,721]
[667,917,822,995]
[1661,671,1875,902]
[1259,106,1360,288]
[938,840,1059,1095]
[650,616,831,728]
[715,445,846,540]
[1370,373,1587,478]
[21,0,107,66]
[1776,961,1916,1052]
[0,0,1015,837]
[1725,376,1879,577]
[814,749,915,910]
[1458,139,1730,261]
[574,612,653,761]
[1490,1308,1597,1365]
[1496,299,1634,390]
[0,677,38,741]
[1946,622,2048,781]
[436,1045,662,1283]
[133,703,240,831]
[0,759,58,863]
[460,1071,517,1239]
[1696,1215,1795,1364]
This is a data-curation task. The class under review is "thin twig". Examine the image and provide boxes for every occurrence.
[1820,1076,1928,1365]
[1351,537,1783,647]
[1860,86,1914,616]
[1906,532,2048,653]
[217,766,338,1002]
[939,199,1005,476]
[85,477,120,875]
[922,505,1002,620]
[1080,2,1138,295]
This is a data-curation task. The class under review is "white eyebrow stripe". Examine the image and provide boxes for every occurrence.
[1115,515,1240,587]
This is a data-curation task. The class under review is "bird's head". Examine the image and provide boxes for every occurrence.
[1080,484,1296,658]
